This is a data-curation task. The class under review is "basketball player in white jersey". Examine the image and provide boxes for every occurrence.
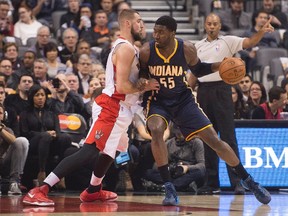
[23,9,160,206]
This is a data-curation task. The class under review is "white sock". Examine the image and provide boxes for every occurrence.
[90,173,104,186]
[44,172,60,187]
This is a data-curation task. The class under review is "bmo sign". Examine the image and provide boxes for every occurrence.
[243,147,288,168]
[219,121,288,188]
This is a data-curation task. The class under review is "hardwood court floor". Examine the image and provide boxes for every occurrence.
[0,191,287,215]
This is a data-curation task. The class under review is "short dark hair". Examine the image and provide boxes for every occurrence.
[19,73,34,84]
[268,86,286,103]
[155,15,177,32]
[3,42,18,53]
[0,0,9,6]
[244,74,253,82]
[43,41,59,58]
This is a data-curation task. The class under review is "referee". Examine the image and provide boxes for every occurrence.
[192,13,274,194]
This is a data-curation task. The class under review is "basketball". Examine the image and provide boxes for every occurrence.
[219,57,246,85]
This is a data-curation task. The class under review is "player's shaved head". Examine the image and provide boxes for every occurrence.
[118,9,139,26]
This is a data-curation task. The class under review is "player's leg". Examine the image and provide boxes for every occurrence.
[198,127,271,204]
[80,152,117,202]
[23,144,98,206]
[80,103,132,203]
[147,115,178,206]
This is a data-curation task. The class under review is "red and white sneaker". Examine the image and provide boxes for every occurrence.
[80,188,118,202]
[23,186,54,206]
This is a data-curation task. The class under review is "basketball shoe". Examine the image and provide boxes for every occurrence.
[80,186,118,202]
[162,182,179,206]
[241,175,271,204]
[23,185,54,206]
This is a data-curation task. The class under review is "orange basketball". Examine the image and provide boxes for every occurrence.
[219,57,246,85]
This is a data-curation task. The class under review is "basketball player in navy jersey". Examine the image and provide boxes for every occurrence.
[139,15,271,206]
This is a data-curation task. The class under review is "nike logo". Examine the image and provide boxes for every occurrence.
[28,193,35,198]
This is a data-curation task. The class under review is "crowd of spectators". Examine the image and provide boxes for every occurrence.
[0,0,288,196]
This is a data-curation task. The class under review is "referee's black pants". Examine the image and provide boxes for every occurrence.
[197,81,241,189]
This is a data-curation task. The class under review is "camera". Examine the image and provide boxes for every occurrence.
[169,163,185,178]
[52,78,60,88]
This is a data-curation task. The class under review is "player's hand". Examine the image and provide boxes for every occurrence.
[261,16,274,33]
[136,78,160,92]
[144,78,160,91]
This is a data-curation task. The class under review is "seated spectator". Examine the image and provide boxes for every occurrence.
[83,77,101,103]
[47,73,86,117]
[0,83,18,135]
[0,58,19,91]
[238,74,253,102]
[43,41,66,79]
[66,73,79,93]
[254,0,288,29]
[0,0,14,49]
[81,9,110,49]
[91,60,105,77]
[65,39,97,69]
[75,53,93,95]
[252,86,287,119]
[231,85,248,119]
[0,74,14,95]
[33,58,51,90]
[60,0,80,29]
[239,10,279,73]
[4,74,34,116]
[216,0,251,32]
[19,84,72,185]
[0,103,29,195]
[100,0,117,30]
[71,3,94,35]
[143,124,205,192]
[16,50,36,77]
[29,25,51,59]
[59,28,78,64]
[246,81,267,118]
[13,4,42,46]
[76,39,90,54]
[3,42,23,72]
[97,71,105,87]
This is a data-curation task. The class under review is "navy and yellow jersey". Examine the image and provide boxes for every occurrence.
[143,38,212,140]
[146,38,191,104]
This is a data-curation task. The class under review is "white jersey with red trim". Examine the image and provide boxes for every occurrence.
[102,38,140,106]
